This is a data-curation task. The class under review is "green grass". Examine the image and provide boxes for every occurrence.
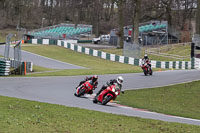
[32,65,56,72]
[22,44,143,76]
[156,44,191,56]
[101,48,123,55]
[148,44,191,61]
[0,96,199,132]
[101,44,191,61]
[117,80,200,120]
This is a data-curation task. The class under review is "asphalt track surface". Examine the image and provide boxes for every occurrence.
[1,70,200,125]
[0,45,85,69]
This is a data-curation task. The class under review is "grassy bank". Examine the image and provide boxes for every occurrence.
[101,44,191,61]
[0,95,199,132]
[22,44,143,76]
[118,80,200,120]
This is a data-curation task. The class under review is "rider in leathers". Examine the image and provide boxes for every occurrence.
[76,75,98,94]
[95,76,124,97]
[142,54,151,69]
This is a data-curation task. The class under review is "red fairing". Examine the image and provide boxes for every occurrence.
[141,60,150,70]
[97,84,120,102]
[142,64,148,71]
[77,80,95,95]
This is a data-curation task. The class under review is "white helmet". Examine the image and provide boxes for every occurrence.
[117,76,124,85]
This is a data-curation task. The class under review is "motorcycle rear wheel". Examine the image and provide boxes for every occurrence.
[102,95,113,105]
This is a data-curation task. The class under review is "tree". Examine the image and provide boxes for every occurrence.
[197,0,200,34]
[116,0,126,48]
[131,0,141,45]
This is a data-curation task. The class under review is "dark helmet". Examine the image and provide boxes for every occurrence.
[144,54,148,59]
[92,75,98,82]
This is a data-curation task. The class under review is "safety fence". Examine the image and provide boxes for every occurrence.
[27,38,200,70]
[0,58,10,76]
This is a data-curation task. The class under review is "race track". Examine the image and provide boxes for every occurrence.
[0,70,200,125]
[0,45,85,69]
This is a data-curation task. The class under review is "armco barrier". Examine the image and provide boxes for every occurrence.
[27,39,197,70]
[0,58,10,76]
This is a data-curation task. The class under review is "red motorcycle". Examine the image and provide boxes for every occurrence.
[141,61,153,76]
[74,80,96,97]
[93,84,121,105]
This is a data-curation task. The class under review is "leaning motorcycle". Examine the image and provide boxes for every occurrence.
[93,83,121,105]
[141,62,153,76]
[74,80,95,97]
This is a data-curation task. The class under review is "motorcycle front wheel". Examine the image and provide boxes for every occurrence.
[93,97,98,103]
[102,95,113,105]
[143,69,147,76]
[77,89,86,97]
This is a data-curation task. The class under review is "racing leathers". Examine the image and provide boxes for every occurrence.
[96,79,123,97]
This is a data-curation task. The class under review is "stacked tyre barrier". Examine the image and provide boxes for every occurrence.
[0,58,10,76]
[28,39,198,70]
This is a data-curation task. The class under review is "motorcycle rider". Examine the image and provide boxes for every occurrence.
[95,76,124,97]
[142,54,151,69]
[76,75,98,94]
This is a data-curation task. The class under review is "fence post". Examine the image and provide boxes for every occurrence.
[191,43,195,58]
[4,34,13,60]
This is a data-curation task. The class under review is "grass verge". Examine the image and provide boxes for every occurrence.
[22,44,144,76]
[32,65,56,73]
[117,80,200,120]
[0,95,199,132]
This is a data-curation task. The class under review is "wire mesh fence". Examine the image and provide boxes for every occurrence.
[192,34,200,46]
[13,41,22,68]
[192,34,200,58]
[123,41,141,59]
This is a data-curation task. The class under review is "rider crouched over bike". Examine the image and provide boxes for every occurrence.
[142,54,151,69]
[96,76,124,97]
[76,75,98,95]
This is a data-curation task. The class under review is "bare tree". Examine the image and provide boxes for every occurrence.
[174,0,196,30]
[104,0,115,21]
[131,0,141,45]
[197,0,200,34]
[116,0,126,48]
